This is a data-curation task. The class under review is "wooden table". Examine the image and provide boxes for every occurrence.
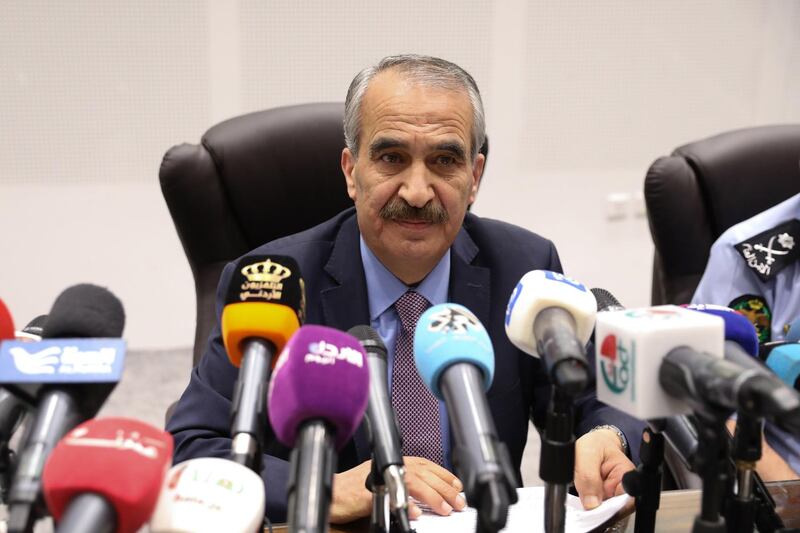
[270,480,800,532]
[606,480,800,532]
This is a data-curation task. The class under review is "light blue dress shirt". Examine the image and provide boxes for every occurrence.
[359,237,453,469]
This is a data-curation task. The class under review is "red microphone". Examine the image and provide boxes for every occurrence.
[0,298,14,341]
[42,417,173,533]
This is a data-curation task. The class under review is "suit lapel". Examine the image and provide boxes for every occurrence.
[319,215,372,463]
[320,215,371,330]
[449,225,491,330]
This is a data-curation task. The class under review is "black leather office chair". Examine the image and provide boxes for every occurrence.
[645,125,800,306]
[160,102,489,367]
[159,103,354,366]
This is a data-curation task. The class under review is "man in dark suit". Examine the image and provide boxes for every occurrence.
[168,54,644,523]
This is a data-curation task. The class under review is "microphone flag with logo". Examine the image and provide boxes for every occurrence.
[504,270,596,392]
[221,254,305,471]
[595,305,724,420]
[268,325,369,450]
[222,254,305,366]
[268,325,369,533]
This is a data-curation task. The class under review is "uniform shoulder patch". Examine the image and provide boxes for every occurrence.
[734,219,800,282]
[728,294,772,343]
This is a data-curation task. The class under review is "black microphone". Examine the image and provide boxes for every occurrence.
[660,348,800,430]
[1,284,125,533]
[0,315,47,504]
[348,325,411,533]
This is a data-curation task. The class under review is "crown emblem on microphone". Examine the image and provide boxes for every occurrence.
[241,259,292,283]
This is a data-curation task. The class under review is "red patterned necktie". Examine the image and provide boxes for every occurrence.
[390,291,444,466]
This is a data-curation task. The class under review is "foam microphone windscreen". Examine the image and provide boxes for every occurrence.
[268,325,369,451]
[42,417,173,533]
[763,343,800,391]
[684,304,759,356]
[0,298,15,341]
[221,255,306,367]
[591,288,624,312]
[21,315,47,338]
[150,458,265,533]
[414,303,495,400]
[43,284,125,339]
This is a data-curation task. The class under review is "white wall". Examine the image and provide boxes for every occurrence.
[2,1,799,349]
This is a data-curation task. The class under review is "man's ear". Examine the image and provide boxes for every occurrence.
[341,148,357,201]
[469,153,485,204]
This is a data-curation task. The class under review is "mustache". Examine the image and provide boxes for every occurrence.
[379,197,449,224]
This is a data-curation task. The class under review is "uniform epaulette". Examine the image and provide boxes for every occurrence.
[734,218,800,282]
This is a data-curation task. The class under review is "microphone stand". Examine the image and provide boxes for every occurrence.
[286,420,336,533]
[727,414,761,533]
[691,412,732,533]
[726,415,788,533]
[540,362,589,533]
[366,462,391,533]
[622,427,665,533]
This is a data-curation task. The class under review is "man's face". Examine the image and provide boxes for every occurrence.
[341,70,484,280]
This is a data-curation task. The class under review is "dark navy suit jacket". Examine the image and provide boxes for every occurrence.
[167,208,645,521]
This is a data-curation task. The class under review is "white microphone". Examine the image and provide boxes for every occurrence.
[149,457,265,533]
[594,305,724,419]
[505,270,597,392]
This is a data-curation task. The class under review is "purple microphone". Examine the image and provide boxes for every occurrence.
[268,325,369,533]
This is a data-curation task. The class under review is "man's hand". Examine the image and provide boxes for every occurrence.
[403,456,466,517]
[329,457,467,524]
[573,428,635,510]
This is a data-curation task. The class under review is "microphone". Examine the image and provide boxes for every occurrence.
[149,457,265,533]
[590,290,701,474]
[0,298,15,342]
[268,325,370,533]
[595,305,724,420]
[684,304,759,357]
[505,270,596,393]
[0,284,126,533]
[684,305,800,531]
[415,303,518,533]
[0,300,22,503]
[760,342,800,391]
[16,315,48,342]
[684,306,800,420]
[0,315,51,448]
[42,417,173,533]
[221,255,305,471]
[591,288,625,313]
[506,272,595,533]
[347,325,411,533]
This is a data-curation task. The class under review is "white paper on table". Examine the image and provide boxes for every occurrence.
[410,486,630,533]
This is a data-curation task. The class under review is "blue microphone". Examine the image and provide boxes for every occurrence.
[761,343,800,391]
[414,303,517,533]
[684,304,759,357]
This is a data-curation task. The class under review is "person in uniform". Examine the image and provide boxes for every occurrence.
[693,190,800,479]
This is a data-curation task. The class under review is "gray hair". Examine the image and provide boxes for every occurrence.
[344,54,486,160]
